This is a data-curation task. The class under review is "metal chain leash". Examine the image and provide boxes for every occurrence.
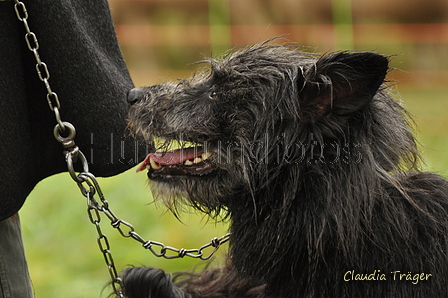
[13,1,230,297]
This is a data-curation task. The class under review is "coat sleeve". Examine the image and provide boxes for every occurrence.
[0,0,147,220]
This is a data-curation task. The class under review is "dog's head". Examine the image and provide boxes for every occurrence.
[127,43,415,214]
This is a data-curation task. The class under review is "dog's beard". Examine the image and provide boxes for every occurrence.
[148,172,234,218]
[149,178,191,213]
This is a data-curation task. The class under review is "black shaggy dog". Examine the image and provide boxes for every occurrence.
[124,42,448,298]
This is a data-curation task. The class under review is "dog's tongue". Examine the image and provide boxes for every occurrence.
[136,147,204,172]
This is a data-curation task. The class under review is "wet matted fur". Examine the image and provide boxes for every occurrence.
[123,42,448,298]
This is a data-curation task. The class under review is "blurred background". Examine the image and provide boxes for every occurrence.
[21,0,448,297]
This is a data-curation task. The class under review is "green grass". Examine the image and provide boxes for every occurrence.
[21,88,448,297]
[399,88,448,176]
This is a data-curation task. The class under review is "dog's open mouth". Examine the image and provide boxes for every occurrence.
[136,147,215,179]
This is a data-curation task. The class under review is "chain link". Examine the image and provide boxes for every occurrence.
[13,1,230,297]
[14,0,61,112]
[74,167,230,261]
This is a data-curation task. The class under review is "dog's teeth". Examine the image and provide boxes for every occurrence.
[184,159,194,166]
[201,152,212,160]
[150,156,161,170]
[193,157,203,164]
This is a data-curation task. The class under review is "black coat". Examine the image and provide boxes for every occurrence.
[0,0,145,220]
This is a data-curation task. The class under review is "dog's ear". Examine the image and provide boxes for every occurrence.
[300,52,388,122]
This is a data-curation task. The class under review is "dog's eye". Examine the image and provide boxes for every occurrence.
[209,91,218,100]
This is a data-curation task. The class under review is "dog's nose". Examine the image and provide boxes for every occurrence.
[127,88,144,105]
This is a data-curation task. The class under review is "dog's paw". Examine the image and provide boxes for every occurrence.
[120,267,188,298]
